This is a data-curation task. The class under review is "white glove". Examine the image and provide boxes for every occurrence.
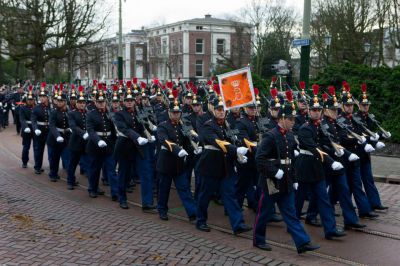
[238,155,248,164]
[358,136,367,144]
[98,140,107,148]
[137,137,148,146]
[335,148,345,157]
[24,128,31,134]
[149,135,156,143]
[294,150,299,157]
[293,182,299,190]
[56,136,64,143]
[275,169,284,180]
[11,107,15,110]
[178,149,189,157]
[151,125,157,131]
[370,133,379,142]
[34,129,42,136]
[83,132,89,140]
[348,153,359,162]
[383,131,391,139]
[236,147,248,156]
[331,161,344,170]
[375,141,385,149]
[364,143,375,153]
[194,146,203,155]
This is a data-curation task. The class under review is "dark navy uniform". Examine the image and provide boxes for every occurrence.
[156,118,196,219]
[19,103,34,166]
[293,110,308,135]
[31,103,50,173]
[47,106,71,181]
[67,109,88,187]
[12,91,25,134]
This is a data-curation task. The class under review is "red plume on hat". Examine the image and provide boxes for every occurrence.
[166,81,173,89]
[113,85,118,91]
[211,76,216,81]
[285,90,293,102]
[54,84,59,90]
[270,88,278,98]
[361,83,367,93]
[207,80,212,85]
[93,80,98,86]
[78,85,84,92]
[140,81,146,89]
[126,80,132,88]
[59,83,64,91]
[153,78,159,85]
[299,81,306,90]
[322,92,328,101]
[328,85,336,96]
[344,83,350,92]
[213,84,220,95]
[171,88,179,98]
[312,84,319,96]
[271,76,277,83]
[119,80,123,86]
[254,87,259,96]
[71,84,75,89]
[28,85,33,91]
[192,86,198,95]
[98,83,103,90]
[133,77,138,84]
[41,82,46,88]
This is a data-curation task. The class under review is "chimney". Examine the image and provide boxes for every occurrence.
[205,14,211,19]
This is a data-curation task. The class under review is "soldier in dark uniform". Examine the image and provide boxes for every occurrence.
[320,88,366,229]
[12,85,25,134]
[294,85,346,240]
[113,88,156,211]
[31,84,50,175]
[85,89,118,199]
[181,90,193,115]
[253,90,320,253]
[226,107,241,127]
[353,84,388,211]
[338,85,379,218]
[156,99,197,221]
[67,86,88,190]
[292,81,309,135]
[47,89,71,182]
[19,87,35,168]
[195,96,252,234]
[69,86,77,111]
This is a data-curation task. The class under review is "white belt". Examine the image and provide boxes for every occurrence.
[56,127,70,133]
[96,131,112,137]
[204,145,220,151]
[26,121,32,124]
[116,130,127,138]
[299,149,313,156]
[267,158,292,165]
[37,121,48,126]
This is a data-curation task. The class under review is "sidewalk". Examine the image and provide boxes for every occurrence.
[372,155,400,182]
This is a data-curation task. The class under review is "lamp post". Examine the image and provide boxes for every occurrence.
[364,42,371,65]
[117,0,123,81]
[300,0,311,88]
[324,34,332,66]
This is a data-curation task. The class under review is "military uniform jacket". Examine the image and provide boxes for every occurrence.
[86,108,116,156]
[12,92,24,111]
[19,104,34,132]
[156,119,191,176]
[226,112,240,128]
[31,103,50,141]
[196,111,213,145]
[353,111,378,162]
[68,109,87,152]
[47,108,71,147]
[182,104,193,115]
[255,127,297,194]
[113,108,146,161]
[196,117,238,179]
[295,120,334,182]
[293,110,308,135]
[236,114,260,170]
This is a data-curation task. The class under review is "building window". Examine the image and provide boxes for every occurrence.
[163,29,166,33]
[179,59,183,74]
[217,39,225,54]
[179,26,182,30]
[156,30,159,35]
[135,47,143,60]
[196,26,203,30]
[195,60,203,77]
[162,39,167,54]
[172,27,175,32]
[171,40,176,54]
[179,39,183,53]
[196,39,204,54]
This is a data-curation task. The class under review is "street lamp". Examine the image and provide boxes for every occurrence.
[324,34,332,66]
[364,43,371,65]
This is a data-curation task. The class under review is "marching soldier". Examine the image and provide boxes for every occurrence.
[338,85,379,218]
[19,86,35,168]
[156,99,197,221]
[292,81,309,135]
[354,84,389,211]
[113,88,156,210]
[195,96,252,235]
[254,90,320,253]
[12,84,25,134]
[47,89,71,182]
[31,83,50,175]
[85,88,118,199]
[67,86,88,190]
[69,85,77,111]
[320,87,366,229]
[294,85,346,240]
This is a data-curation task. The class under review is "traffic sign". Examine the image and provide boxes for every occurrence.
[292,38,311,47]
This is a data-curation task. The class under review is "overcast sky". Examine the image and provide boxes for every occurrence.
[105,0,303,36]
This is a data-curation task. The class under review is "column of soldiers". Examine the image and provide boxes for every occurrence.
[9,77,391,254]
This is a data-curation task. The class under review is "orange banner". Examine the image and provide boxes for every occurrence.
[217,67,255,110]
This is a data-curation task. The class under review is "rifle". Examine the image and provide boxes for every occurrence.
[368,113,391,138]
[135,106,153,140]
[321,122,345,155]
[180,117,200,150]
[352,114,377,138]
[336,117,366,143]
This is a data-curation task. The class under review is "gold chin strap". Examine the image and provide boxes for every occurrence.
[165,140,176,152]
[215,139,231,153]
[316,148,328,162]
[244,138,257,152]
